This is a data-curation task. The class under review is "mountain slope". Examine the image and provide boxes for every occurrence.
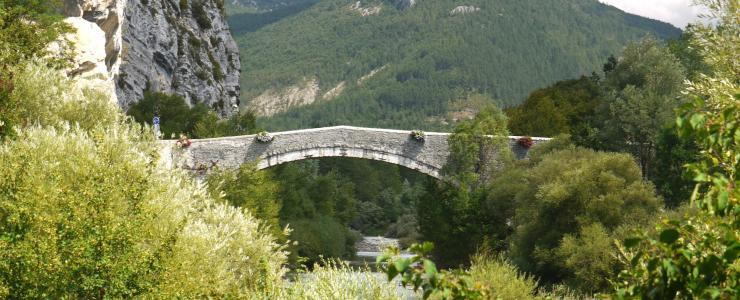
[228,0,681,130]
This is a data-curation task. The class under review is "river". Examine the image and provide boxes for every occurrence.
[349,236,414,268]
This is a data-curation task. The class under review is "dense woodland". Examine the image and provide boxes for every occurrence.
[228,0,680,130]
[0,0,737,299]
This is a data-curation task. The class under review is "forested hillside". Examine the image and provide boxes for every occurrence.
[228,0,681,130]
[226,0,316,14]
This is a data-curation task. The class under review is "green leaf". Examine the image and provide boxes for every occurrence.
[690,114,705,128]
[630,251,644,267]
[394,258,411,273]
[716,190,728,212]
[624,238,642,248]
[387,264,398,281]
[421,241,434,254]
[659,229,679,244]
[723,242,740,261]
[423,259,437,277]
[376,252,391,265]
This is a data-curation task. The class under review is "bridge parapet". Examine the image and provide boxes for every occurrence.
[159,126,549,179]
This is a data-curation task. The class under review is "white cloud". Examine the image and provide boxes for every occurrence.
[598,0,707,28]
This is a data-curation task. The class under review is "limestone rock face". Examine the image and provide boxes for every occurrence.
[450,5,480,15]
[62,0,240,116]
[249,78,319,117]
[348,1,381,16]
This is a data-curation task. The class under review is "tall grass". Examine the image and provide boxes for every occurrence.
[261,261,404,300]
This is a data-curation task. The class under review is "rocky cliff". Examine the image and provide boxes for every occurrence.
[63,0,240,116]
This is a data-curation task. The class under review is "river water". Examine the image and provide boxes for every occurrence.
[349,236,414,268]
[346,236,418,299]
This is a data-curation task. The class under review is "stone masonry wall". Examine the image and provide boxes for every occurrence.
[160,126,550,179]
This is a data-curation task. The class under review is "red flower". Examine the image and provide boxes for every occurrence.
[517,136,533,149]
[176,134,192,148]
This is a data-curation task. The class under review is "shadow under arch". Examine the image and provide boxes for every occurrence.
[255,146,444,180]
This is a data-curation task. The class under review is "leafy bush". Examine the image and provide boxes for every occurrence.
[506,76,601,139]
[444,104,512,187]
[271,260,402,299]
[0,0,72,69]
[0,59,287,298]
[288,216,358,264]
[614,2,739,297]
[206,163,282,237]
[468,252,540,300]
[0,1,72,139]
[508,147,661,292]
[0,123,288,298]
[2,58,120,135]
[378,242,484,299]
[193,110,258,138]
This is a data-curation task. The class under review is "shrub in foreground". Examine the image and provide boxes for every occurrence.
[267,260,401,300]
[0,60,287,298]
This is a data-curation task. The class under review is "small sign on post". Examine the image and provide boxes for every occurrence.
[153,116,161,139]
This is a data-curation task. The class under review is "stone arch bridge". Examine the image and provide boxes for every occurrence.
[160,126,549,179]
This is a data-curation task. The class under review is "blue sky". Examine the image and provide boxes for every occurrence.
[599,0,707,28]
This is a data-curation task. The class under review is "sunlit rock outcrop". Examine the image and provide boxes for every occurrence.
[61,0,241,116]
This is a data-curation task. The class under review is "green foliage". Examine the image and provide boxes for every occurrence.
[615,2,739,296]
[289,215,360,263]
[652,124,697,207]
[467,251,542,300]
[192,110,259,138]
[385,213,421,249]
[508,147,661,291]
[206,163,282,237]
[228,0,681,130]
[378,242,484,299]
[668,29,711,80]
[444,104,512,186]
[4,58,295,297]
[126,89,211,138]
[0,125,156,298]
[1,58,121,134]
[270,260,402,299]
[0,60,287,298]
[595,38,687,178]
[0,1,73,139]
[507,39,698,205]
[417,104,513,266]
[271,161,359,264]
[195,68,210,80]
[379,243,565,300]
[555,223,620,293]
[506,76,601,141]
[0,0,72,69]
[191,0,212,29]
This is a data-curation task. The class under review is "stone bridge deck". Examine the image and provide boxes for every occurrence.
[160,126,550,179]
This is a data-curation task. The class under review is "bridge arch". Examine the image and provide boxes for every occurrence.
[159,126,548,180]
[257,146,444,178]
